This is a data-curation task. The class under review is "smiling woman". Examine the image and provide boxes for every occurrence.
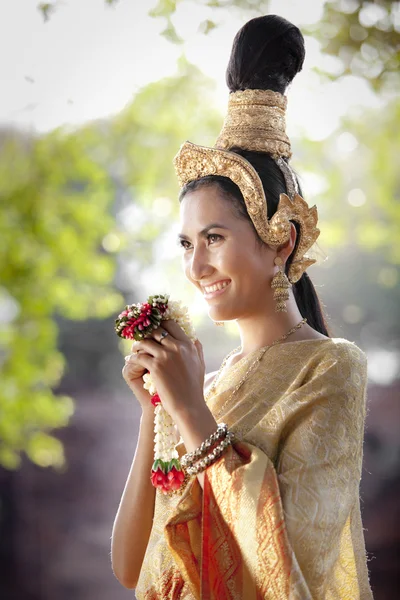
[111,14,373,600]
[179,185,285,330]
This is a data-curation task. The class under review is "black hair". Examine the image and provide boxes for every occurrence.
[179,15,331,336]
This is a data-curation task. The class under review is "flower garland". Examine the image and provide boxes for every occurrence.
[115,294,196,494]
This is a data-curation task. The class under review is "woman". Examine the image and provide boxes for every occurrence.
[111,15,373,599]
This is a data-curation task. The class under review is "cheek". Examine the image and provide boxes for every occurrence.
[229,246,261,273]
[234,248,271,286]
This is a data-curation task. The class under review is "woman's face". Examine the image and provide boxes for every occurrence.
[179,184,276,322]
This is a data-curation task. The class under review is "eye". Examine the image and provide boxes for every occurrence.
[207,233,223,244]
[178,233,223,251]
[178,239,192,250]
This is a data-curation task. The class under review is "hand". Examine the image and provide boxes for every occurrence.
[131,319,206,419]
[122,342,154,410]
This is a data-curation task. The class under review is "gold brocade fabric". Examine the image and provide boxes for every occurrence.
[135,338,373,599]
[215,89,291,159]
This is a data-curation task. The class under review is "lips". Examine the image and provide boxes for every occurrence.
[202,279,231,299]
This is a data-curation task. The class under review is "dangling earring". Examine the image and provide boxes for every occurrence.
[271,256,292,312]
[214,321,224,327]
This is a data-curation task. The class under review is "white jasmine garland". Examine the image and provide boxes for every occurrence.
[115,295,196,493]
[153,405,180,462]
[163,300,197,342]
[146,300,197,468]
[143,372,157,396]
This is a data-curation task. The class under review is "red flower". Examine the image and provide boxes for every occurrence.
[151,465,185,493]
[151,468,167,489]
[166,467,185,491]
[151,394,161,407]
[116,297,168,340]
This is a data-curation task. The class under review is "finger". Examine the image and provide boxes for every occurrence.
[125,351,141,363]
[194,339,205,368]
[122,354,144,374]
[160,319,191,343]
[128,351,154,372]
[133,338,165,357]
[147,326,173,346]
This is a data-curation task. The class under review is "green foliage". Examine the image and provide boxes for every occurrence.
[149,0,179,19]
[37,2,57,22]
[114,57,220,196]
[38,0,119,21]
[86,58,222,268]
[294,96,400,342]
[0,129,124,470]
[36,1,400,90]
[198,19,218,35]
[16,3,400,473]
[0,59,222,471]
[147,0,400,89]
[161,19,185,44]
[296,96,400,261]
[149,0,269,20]
[305,0,400,91]
[149,0,269,42]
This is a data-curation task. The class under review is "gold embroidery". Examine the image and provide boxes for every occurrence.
[215,89,291,159]
[135,339,373,599]
[174,142,320,283]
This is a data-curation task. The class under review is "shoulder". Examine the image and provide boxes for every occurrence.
[323,337,367,374]
[305,337,368,397]
[284,337,368,381]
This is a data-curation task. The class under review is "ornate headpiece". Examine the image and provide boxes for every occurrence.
[215,89,291,159]
[173,89,320,283]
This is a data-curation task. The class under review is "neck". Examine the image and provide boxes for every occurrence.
[235,294,309,358]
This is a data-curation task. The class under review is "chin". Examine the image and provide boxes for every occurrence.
[207,308,237,323]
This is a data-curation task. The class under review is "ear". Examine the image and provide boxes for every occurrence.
[277,222,297,261]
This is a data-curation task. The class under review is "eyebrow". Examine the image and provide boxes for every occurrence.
[177,223,230,241]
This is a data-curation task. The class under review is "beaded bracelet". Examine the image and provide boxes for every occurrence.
[180,423,228,468]
[186,430,235,477]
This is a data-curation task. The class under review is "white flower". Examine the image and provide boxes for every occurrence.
[164,300,197,342]
[153,405,180,461]
[137,297,196,470]
[143,373,157,396]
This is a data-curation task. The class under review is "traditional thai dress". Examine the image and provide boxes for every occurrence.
[135,337,373,599]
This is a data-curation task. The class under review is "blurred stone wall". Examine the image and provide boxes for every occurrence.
[0,370,399,599]
[0,386,137,600]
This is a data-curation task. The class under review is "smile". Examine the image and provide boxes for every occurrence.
[202,280,231,299]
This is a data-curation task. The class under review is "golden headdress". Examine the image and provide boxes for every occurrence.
[173,88,320,284]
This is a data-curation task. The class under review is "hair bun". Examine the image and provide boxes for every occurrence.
[226,15,305,95]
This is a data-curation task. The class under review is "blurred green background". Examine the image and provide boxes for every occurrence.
[0,1,399,598]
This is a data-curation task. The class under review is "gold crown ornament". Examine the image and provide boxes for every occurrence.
[215,89,291,159]
[173,89,320,284]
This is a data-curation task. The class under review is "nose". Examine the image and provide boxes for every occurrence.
[188,244,214,282]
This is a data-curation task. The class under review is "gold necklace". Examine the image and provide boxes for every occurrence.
[205,317,308,419]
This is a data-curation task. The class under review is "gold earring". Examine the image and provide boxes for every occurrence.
[214,321,224,327]
[271,256,291,312]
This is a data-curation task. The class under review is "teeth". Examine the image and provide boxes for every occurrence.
[204,281,230,294]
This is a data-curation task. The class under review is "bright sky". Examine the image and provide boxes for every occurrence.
[1,0,384,140]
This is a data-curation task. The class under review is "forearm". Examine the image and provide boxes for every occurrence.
[174,404,218,489]
[111,407,156,589]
